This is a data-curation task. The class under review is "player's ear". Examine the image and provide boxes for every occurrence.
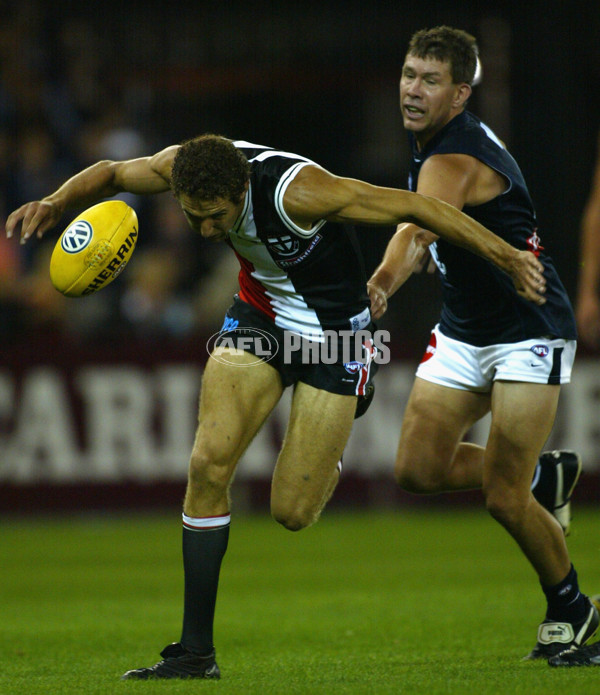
[454,83,472,109]
[238,180,250,202]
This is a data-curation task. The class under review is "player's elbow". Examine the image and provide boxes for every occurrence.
[91,160,125,194]
[414,228,438,248]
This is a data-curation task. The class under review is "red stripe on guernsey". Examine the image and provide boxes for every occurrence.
[420,330,437,363]
[182,513,231,531]
[235,251,276,320]
[356,339,375,396]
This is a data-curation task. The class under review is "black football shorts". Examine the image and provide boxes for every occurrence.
[213,296,378,401]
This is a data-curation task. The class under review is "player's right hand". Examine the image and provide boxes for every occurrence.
[510,249,546,305]
[367,281,388,320]
[5,200,63,244]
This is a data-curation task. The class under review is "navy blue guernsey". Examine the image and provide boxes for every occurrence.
[225,141,370,338]
[408,111,576,346]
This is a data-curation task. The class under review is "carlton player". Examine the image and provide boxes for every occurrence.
[368,25,597,662]
[6,131,545,679]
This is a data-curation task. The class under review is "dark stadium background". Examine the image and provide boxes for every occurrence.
[1,0,599,513]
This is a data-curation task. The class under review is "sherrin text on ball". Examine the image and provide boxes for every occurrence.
[49,200,138,297]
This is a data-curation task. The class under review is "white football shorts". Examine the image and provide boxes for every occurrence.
[415,324,576,392]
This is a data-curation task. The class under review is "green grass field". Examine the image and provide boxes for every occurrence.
[1,507,599,694]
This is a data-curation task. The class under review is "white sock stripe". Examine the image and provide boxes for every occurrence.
[182,513,231,530]
[555,465,564,508]
[565,591,582,606]
[531,462,541,490]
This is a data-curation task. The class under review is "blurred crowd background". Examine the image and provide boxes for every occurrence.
[0,0,599,353]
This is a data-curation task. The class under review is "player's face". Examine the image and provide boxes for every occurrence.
[400,55,470,146]
[178,192,246,241]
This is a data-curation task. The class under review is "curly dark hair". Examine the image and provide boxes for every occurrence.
[171,134,251,203]
[407,26,478,85]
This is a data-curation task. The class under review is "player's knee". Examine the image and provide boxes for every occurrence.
[483,484,525,528]
[188,449,231,495]
[271,499,316,531]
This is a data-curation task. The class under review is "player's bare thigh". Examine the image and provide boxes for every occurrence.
[484,381,560,497]
[395,377,490,482]
[184,349,284,517]
[270,381,357,530]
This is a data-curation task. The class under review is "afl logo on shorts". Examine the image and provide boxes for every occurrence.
[61,220,93,254]
[344,361,363,375]
[530,344,549,358]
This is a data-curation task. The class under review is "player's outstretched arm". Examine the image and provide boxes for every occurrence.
[5,146,178,244]
[368,223,436,319]
[284,165,547,305]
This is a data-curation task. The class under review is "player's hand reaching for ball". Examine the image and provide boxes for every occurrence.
[5,199,64,244]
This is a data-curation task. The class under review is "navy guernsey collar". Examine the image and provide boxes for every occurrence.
[410,110,471,159]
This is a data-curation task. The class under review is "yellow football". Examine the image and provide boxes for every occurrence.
[50,200,138,297]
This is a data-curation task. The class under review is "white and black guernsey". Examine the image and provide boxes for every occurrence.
[408,112,577,346]
[227,141,370,338]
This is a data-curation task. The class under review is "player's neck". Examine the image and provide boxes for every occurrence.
[414,110,463,151]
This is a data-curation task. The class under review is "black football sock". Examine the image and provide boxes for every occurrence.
[180,513,230,655]
[542,564,588,622]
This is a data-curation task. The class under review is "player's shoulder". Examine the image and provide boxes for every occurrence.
[426,112,506,165]
[243,144,324,198]
[442,111,485,144]
[422,150,478,169]
[235,140,317,167]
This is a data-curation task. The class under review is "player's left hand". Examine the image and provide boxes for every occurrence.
[367,281,388,319]
[511,250,546,305]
